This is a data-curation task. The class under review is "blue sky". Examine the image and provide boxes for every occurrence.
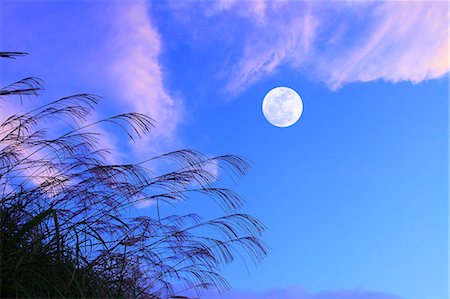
[1,1,448,299]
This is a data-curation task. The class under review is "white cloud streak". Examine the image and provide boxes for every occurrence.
[319,1,449,89]
[195,1,449,92]
[2,1,183,157]
[107,1,182,153]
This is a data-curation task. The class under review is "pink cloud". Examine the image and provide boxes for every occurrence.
[202,286,405,299]
[1,1,183,157]
[225,3,318,93]
[206,0,268,21]
[107,1,182,152]
[319,1,449,89]
[194,1,449,92]
[0,102,25,123]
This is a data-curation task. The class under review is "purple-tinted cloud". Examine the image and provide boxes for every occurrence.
[172,1,448,93]
[2,1,183,156]
[316,1,449,90]
[202,286,406,299]
[106,1,183,153]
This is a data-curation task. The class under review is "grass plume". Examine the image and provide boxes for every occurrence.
[0,52,267,298]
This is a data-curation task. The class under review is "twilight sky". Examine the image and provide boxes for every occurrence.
[0,1,448,299]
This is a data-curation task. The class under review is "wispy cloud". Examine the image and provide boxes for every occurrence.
[107,1,182,153]
[318,1,449,89]
[0,102,24,123]
[1,1,183,157]
[203,286,406,299]
[184,1,448,92]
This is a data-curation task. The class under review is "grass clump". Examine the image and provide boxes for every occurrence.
[0,52,267,298]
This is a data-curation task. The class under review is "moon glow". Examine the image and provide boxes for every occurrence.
[262,87,303,127]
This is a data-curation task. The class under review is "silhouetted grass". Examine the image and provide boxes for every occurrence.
[0,52,268,298]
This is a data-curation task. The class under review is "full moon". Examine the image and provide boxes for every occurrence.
[262,87,303,127]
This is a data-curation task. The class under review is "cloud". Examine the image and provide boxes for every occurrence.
[107,1,182,152]
[1,1,183,157]
[225,2,318,93]
[202,286,406,299]
[178,1,448,92]
[317,1,449,89]
[0,102,24,123]
[1,1,185,210]
[205,0,268,21]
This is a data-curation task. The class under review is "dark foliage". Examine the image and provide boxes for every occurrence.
[0,53,267,298]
